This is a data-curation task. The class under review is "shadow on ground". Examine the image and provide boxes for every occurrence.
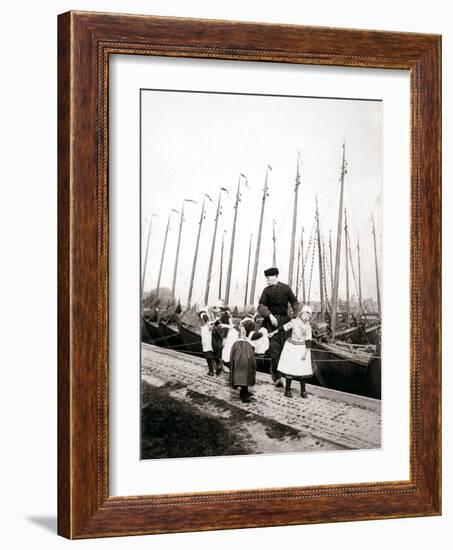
[26,516,57,533]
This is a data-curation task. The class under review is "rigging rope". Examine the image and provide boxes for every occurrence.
[322,236,329,305]
[347,231,360,298]
[297,217,316,300]
[306,225,317,303]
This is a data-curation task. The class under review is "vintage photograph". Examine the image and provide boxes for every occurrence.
[140,89,382,460]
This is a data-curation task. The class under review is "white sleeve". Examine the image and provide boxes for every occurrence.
[282,320,293,331]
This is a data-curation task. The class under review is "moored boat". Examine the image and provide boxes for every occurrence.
[363,323,381,345]
[177,319,203,356]
[159,320,186,352]
[143,318,162,345]
[334,324,365,343]
[141,317,153,344]
[334,322,380,345]
[311,340,380,398]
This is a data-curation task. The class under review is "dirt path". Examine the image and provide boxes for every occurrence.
[142,343,381,455]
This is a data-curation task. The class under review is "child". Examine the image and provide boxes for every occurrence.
[199,311,222,376]
[230,318,263,403]
[217,310,238,371]
[249,315,272,374]
[269,305,313,398]
[249,315,270,356]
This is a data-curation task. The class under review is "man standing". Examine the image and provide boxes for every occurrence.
[257,267,300,385]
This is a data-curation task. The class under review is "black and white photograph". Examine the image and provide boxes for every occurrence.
[140,88,382,460]
[0,0,446,546]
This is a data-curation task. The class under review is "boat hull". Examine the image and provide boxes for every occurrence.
[364,324,381,345]
[334,323,380,345]
[159,321,186,352]
[177,320,204,356]
[311,342,381,399]
[143,318,163,345]
[334,325,365,344]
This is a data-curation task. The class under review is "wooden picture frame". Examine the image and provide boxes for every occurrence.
[58,11,441,539]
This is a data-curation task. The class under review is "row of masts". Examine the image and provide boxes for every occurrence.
[142,142,382,338]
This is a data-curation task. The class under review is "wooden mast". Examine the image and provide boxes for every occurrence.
[344,208,350,327]
[244,233,253,306]
[295,232,301,296]
[187,197,207,308]
[141,213,157,300]
[218,230,226,299]
[225,174,247,305]
[204,188,227,305]
[301,227,306,304]
[329,230,334,295]
[172,199,196,298]
[356,233,363,315]
[330,141,347,339]
[157,209,178,298]
[372,217,382,318]
[272,220,277,267]
[250,165,271,304]
[288,153,301,288]
[322,236,330,309]
[315,196,325,316]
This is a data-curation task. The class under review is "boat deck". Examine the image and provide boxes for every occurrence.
[142,343,381,451]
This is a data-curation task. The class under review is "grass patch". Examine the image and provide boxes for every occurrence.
[141,382,252,459]
[186,388,300,441]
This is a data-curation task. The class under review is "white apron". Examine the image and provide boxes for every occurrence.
[222,326,239,363]
[276,318,313,378]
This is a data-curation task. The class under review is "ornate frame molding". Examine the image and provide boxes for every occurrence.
[58,11,441,538]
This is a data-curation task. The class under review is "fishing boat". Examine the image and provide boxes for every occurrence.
[141,290,179,348]
[334,324,363,342]
[177,318,203,356]
[141,316,153,344]
[311,341,380,398]
[158,320,186,352]
[334,322,380,345]
[143,317,162,344]
[310,143,382,399]
[363,323,381,345]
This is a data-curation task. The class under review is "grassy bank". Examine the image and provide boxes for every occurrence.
[141,381,252,459]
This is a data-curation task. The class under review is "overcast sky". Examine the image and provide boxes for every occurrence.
[141,89,382,308]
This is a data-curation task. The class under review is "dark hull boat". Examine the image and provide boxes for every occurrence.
[159,321,186,353]
[363,324,381,345]
[333,322,380,345]
[311,341,381,399]
[141,317,153,343]
[334,325,364,343]
[143,318,162,345]
[177,320,203,356]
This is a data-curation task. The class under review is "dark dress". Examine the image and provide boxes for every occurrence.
[257,282,300,381]
[230,339,257,387]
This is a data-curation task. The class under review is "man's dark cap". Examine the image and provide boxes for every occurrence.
[264,267,279,277]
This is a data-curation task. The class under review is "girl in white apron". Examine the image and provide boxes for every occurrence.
[217,310,239,369]
[270,305,313,398]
